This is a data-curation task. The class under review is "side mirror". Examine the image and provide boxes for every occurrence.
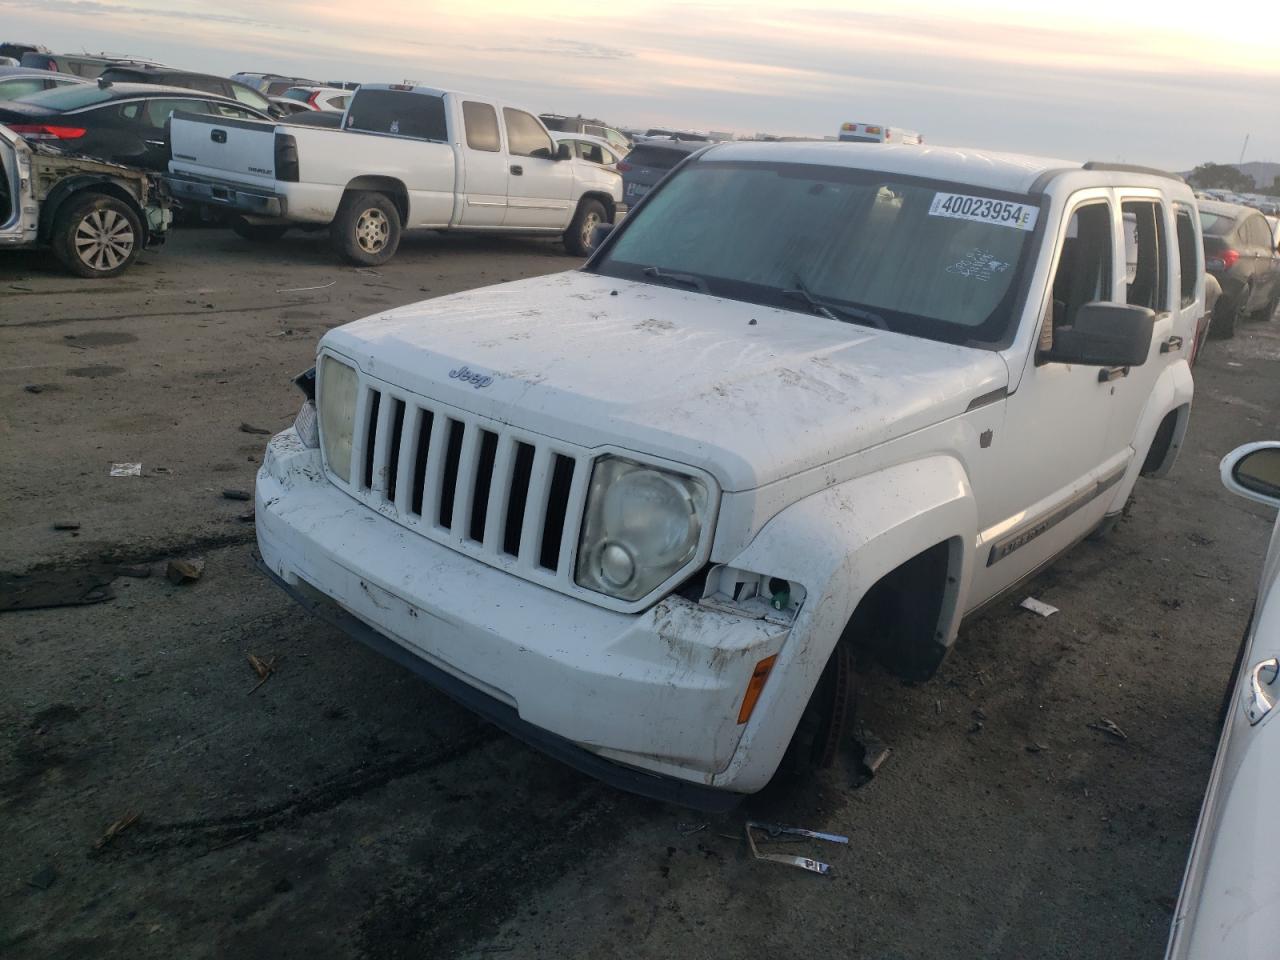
[1220,443,1280,507]
[556,141,572,161]
[1047,302,1155,367]
[591,222,614,249]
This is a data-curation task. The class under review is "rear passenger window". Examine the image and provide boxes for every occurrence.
[1174,206,1199,308]
[463,101,500,152]
[1045,202,1113,346]
[345,91,447,141]
[1122,200,1168,312]
[503,108,554,158]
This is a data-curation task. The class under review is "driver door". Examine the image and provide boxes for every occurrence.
[501,106,574,228]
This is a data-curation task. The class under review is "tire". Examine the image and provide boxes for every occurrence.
[1209,288,1243,340]
[563,198,607,257]
[51,193,143,279]
[1250,288,1279,323]
[329,191,401,265]
[231,218,289,243]
[782,641,858,777]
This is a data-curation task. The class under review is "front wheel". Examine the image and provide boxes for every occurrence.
[330,191,401,265]
[1251,287,1279,323]
[51,193,143,278]
[563,198,607,257]
[781,641,858,778]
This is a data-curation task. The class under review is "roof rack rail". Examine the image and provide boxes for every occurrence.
[1082,161,1185,183]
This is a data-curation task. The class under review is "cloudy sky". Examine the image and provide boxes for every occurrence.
[6,0,1278,170]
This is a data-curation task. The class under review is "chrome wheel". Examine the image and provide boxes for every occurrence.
[74,208,135,273]
[354,208,390,254]
[580,210,601,249]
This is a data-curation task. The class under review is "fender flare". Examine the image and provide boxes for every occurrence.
[342,175,410,225]
[710,455,977,792]
[38,175,149,244]
[1103,359,1194,513]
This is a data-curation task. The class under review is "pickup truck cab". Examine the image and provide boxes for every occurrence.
[166,83,624,264]
[255,143,1201,808]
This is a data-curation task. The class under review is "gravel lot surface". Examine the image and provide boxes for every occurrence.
[2,229,1277,959]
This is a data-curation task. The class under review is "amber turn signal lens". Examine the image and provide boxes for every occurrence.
[737,654,778,724]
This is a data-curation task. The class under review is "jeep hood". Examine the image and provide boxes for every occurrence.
[321,271,1009,492]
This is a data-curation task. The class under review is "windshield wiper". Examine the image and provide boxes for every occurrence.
[642,266,708,292]
[782,278,887,330]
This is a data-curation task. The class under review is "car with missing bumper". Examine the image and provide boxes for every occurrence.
[1,122,171,276]
[256,142,1201,808]
[166,82,625,263]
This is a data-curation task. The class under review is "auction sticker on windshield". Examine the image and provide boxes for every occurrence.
[928,193,1039,231]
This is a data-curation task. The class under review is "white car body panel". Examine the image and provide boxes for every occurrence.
[1167,446,1280,960]
[256,144,1201,797]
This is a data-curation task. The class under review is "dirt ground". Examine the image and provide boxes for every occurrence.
[2,228,1278,960]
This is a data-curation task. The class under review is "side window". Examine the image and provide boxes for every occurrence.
[1174,206,1199,308]
[503,107,554,158]
[345,91,447,141]
[232,85,271,111]
[583,124,605,138]
[185,76,226,95]
[1121,200,1168,312]
[462,101,500,152]
[1245,216,1270,249]
[581,143,605,164]
[334,96,350,111]
[145,99,209,127]
[210,102,259,120]
[1046,203,1114,342]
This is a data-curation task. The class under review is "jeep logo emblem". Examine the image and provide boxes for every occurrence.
[449,365,493,389]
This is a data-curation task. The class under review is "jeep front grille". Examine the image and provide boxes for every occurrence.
[330,378,589,585]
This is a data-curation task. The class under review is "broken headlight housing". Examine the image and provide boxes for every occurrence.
[575,456,709,602]
[318,355,358,480]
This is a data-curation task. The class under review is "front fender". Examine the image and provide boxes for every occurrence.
[38,174,149,244]
[711,455,977,792]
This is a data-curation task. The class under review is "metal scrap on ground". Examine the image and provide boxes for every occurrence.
[745,820,849,876]
[1020,596,1059,617]
[94,811,140,850]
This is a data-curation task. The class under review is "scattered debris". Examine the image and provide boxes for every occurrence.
[852,725,891,787]
[235,510,255,524]
[24,384,44,394]
[165,558,205,585]
[109,462,142,477]
[1186,532,1214,547]
[1025,743,1048,753]
[1020,596,1059,617]
[1088,718,1128,741]
[676,822,707,837]
[221,489,251,501]
[247,653,278,694]
[52,520,81,531]
[745,820,848,875]
[94,811,140,850]
[115,564,151,579]
[239,422,272,435]
[748,318,757,325]
[276,280,336,293]
[0,567,116,612]
[968,707,987,735]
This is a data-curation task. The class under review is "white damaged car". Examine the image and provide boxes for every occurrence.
[256,142,1203,808]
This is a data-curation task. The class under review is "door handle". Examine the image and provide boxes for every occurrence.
[1246,657,1278,725]
[1097,366,1129,383]
[1159,335,1183,354]
[211,129,227,143]
[510,165,523,176]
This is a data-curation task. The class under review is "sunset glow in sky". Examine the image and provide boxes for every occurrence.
[5,0,1278,168]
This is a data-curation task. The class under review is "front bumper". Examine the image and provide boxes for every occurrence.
[166,171,284,216]
[255,429,790,808]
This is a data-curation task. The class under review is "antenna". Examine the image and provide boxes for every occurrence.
[1239,134,1250,165]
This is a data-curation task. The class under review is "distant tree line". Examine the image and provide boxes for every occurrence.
[1188,162,1280,195]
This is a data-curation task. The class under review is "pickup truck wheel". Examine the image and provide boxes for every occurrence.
[331,191,401,265]
[564,198,607,257]
[52,194,142,279]
[782,641,857,777]
[231,218,289,243]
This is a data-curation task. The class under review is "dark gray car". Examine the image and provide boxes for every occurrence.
[1199,199,1280,339]
[617,140,702,207]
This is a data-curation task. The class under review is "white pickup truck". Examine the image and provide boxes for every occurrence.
[256,143,1201,809]
[166,83,625,264]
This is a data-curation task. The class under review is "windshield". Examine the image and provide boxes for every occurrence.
[1198,211,1231,235]
[592,160,1042,346]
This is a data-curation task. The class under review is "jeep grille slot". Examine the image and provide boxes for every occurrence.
[329,374,592,591]
[361,389,381,490]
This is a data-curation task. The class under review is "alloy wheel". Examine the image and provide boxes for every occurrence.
[74,208,135,273]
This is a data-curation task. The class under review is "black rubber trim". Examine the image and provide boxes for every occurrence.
[1082,161,1185,184]
[965,386,1008,412]
[255,554,744,813]
[986,464,1126,566]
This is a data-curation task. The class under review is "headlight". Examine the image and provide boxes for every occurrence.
[318,356,358,481]
[576,456,709,601]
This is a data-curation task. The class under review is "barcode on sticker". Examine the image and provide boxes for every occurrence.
[929,193,1039,231]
